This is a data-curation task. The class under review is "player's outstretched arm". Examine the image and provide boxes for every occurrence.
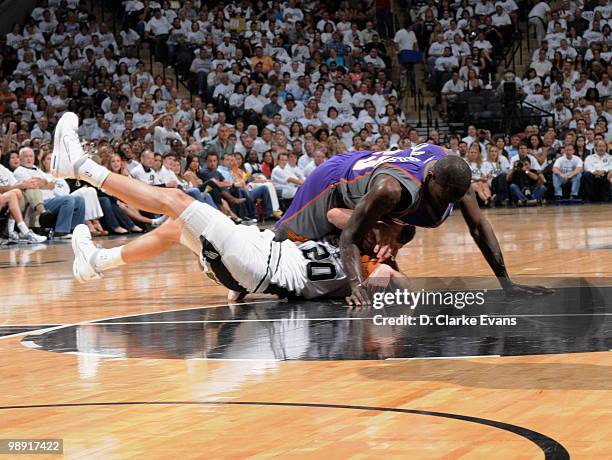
[339,175,403,306]
[458,189,553,296]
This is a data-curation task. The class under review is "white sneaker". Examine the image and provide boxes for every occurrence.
[8,231,21,243]
[72,224,103,283]
[20,230,47,244]
[50,112,88,179]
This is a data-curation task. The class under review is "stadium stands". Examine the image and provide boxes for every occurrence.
[0,0,610,244]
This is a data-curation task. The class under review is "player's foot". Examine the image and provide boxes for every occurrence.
[51,112,88,179]
[55,233,73,240]
[72,224,103,283]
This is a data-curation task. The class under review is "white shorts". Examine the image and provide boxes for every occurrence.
[177,202,349,299]
[178,201,280,293]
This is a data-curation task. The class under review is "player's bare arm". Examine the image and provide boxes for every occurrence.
[328,208,414,261]
[339,174,404,306]
[458,188,553,296]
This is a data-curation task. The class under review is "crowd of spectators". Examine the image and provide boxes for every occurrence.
[0,0,610,244]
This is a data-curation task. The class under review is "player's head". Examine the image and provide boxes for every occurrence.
[425,155,471,203]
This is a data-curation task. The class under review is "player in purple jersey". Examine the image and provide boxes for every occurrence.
[275,144,552,305]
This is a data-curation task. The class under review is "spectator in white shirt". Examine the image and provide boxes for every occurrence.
[393,23,418,53]
[303,149,327,177]
[475,0,495,17]
[14,147,85,238]
[212,73,235,100]
[552,144,583,199]
[441,71,465,117]
[582,139,612,202]
[363,48,386,69]
[30,116,52,141]
[130,150,162,185]
[145,8,171,62]
[133,103,154,129]
[491,5,512,27]
[596,73,611,99]
[272,152,304,202]
[528,1,551,42]
[148,113,183,155]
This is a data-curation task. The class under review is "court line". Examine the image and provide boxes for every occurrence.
[0,299,284,341]
[0,401,570,460]
[0,324,63,327]
[386,355,501,360]
[9,312,612,332]
[63,312,612,326]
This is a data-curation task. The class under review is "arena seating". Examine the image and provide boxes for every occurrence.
[0,0,610,245]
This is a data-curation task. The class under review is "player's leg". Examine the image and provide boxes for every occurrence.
[50,112,192,220]
[177,200,271,292]
[72,219,184,283]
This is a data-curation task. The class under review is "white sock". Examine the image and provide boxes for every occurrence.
[17,222,29,235]
[7,219,15,234]
[93,246,125,272]
[78,158,111,188]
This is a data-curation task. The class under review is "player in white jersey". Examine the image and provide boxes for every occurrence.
[72,211,352,300]
[51,113,400,300]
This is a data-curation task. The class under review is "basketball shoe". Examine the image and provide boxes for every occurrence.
[72,224,103,283]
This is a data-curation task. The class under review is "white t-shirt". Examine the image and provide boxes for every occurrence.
[394,29,418,51]
[583,153,612,173]
[0,164,17,187]
[146,16,170,36]
[529,1,551,19]
[553,155,583,174]
[428,42,446,57]
[153,126,182,155]
[130,164,162,185]
[491,12,512,27]
[157,165,180,185]
[133,112,154,129]
[271,164,302,199]
[13,166,55,200]
[482,156,511,177]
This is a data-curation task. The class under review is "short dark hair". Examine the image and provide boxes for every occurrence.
[433,155,471,200]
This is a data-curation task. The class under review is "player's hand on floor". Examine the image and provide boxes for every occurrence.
[504,283,554,298]
[346,284,370,308]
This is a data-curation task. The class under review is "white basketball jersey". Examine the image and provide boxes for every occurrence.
[272,236,349,299]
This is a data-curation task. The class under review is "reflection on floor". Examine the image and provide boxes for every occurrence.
[22,283,611,360]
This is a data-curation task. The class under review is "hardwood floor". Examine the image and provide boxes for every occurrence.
[0,205,610,459]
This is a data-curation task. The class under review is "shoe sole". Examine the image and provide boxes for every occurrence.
[51,112,79,178]
[72,225,100,284]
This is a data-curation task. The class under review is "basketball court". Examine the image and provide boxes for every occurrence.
[1,205,610,459]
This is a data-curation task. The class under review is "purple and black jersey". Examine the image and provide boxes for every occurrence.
[275,144,453,241]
